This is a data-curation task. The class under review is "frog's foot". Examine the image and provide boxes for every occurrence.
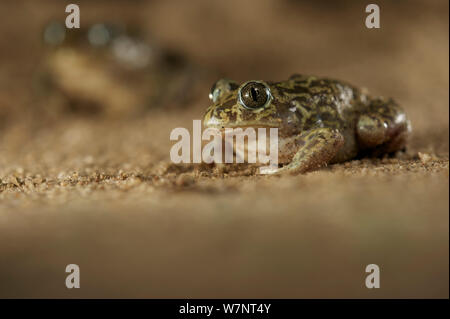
[356,97,411,153]
[273,128,344,175]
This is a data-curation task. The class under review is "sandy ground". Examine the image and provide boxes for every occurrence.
[0,0,448,298]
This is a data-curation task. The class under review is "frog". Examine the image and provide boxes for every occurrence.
[203,74,411,174]
[35,22,203,118]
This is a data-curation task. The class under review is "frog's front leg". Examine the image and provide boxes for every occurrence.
[274,128,344,175]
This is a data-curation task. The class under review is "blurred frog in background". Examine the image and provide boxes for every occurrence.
[204,75,411,174]
[35,22,203,118]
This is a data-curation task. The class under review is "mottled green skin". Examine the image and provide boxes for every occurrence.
[203,74,411,174]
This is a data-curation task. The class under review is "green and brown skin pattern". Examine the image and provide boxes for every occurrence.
[203,74,411,174]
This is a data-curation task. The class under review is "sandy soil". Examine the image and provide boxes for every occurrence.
[0,0,448,298]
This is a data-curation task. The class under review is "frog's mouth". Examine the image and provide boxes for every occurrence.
[207,124,280,130]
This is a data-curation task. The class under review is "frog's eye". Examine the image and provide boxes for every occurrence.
[238,81,272,109]
[209,79,239,103]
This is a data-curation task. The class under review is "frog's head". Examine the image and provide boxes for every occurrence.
[203,79,301,135]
